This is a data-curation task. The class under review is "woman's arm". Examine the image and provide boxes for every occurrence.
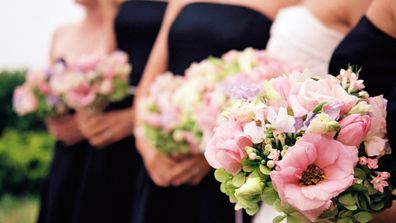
[136,1,186,97]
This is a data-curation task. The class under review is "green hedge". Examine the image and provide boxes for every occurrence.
[0,70,45,133]
[0,129,53,196]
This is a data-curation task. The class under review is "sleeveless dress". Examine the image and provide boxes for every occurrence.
[254,6,346,223]
[328,16,396,184]
[37,58,90,223]
[266,6,344,75]
[66,1,167,223]
[133,3,272,223]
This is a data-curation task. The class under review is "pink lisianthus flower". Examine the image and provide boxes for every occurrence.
[270,133,358,221]
[205,119,252,174]
[364,96,388,157]
[337,114,371,147]
[359,157,368,166]
[13,85,38,116]
[289,76,358,117]
[66,83,97,109]
[337,69,365,93]
[371,173,389,193]
[367,158,379,169]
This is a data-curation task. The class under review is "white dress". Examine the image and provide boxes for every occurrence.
[266,6,345,76]
[254,6,345,223]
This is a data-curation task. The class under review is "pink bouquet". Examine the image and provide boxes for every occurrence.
[205,69,393,222]
[60,51,131,111]
[138,48,294,155]
[13,66,69,118]
[13,51,132,118]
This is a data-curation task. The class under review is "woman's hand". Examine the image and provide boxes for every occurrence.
[136,137,178,187]
[170,154,212,186]
[45,114,85,145]
[76,108,133,148]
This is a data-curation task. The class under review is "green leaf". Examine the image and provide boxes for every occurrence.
[339,193,356,206]
[262,187,279,205]
[232,173,246,187]
[354,167,367,180]
[355,193,369,211]
[370,201,385,211]
[273,215,286,223]
[286,214,306,223]
[339,210,354,218]
[337,218,353,223]
[313,102,326,113]
[353,212,372,223]
[344,204,358,211]
[351,183,368,193]
[320,207,338,218]
[214,169,231,182]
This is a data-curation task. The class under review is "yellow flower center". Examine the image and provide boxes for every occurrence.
[299,164,326,186]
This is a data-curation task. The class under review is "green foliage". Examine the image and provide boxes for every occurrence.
[0,70,45,133]
[0,129,53,196]
[0,195,38,223]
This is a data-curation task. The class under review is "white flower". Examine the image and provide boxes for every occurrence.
[267,107,295,133]
[243,121,265,144]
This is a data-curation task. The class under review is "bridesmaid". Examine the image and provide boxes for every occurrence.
[113,1,167,223]
[69,0,163,222]
[328,1,396,221]
[38,0,118,223]
[266,0,373,75]
[134,1,300,223]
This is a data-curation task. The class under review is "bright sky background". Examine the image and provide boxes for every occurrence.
[0,0,83,69]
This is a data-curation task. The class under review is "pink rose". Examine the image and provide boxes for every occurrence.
[205,119,252,174]
[13,85,38,116]
[271,133,358,221]
[337,114,371,146]
[196,94,223,146]
[289,76,358,117]
[66,83,97,109]
[364,96,388,157]
[26,69,48,86]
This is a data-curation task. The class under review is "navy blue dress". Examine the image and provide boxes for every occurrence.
[329,16,396,184]
[37,140,89,223]
[69,1,167,223]
[133,3,272,223]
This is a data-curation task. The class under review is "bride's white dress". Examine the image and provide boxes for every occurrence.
[266,6,344,76]
[254,6,345,223]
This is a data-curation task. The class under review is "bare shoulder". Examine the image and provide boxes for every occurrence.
[367,0,396,38]
[49,22,80,63]
[52,22,80,42]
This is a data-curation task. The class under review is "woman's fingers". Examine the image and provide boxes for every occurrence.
[169,158,198,186]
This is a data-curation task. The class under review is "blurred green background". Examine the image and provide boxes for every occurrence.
[0,70,53,223]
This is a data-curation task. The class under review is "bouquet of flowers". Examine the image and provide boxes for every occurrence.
[58,51,132,111]
[138,48,294,155]
[13,65,69,118]
[205,69,393,223]
[13,51,132,117]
